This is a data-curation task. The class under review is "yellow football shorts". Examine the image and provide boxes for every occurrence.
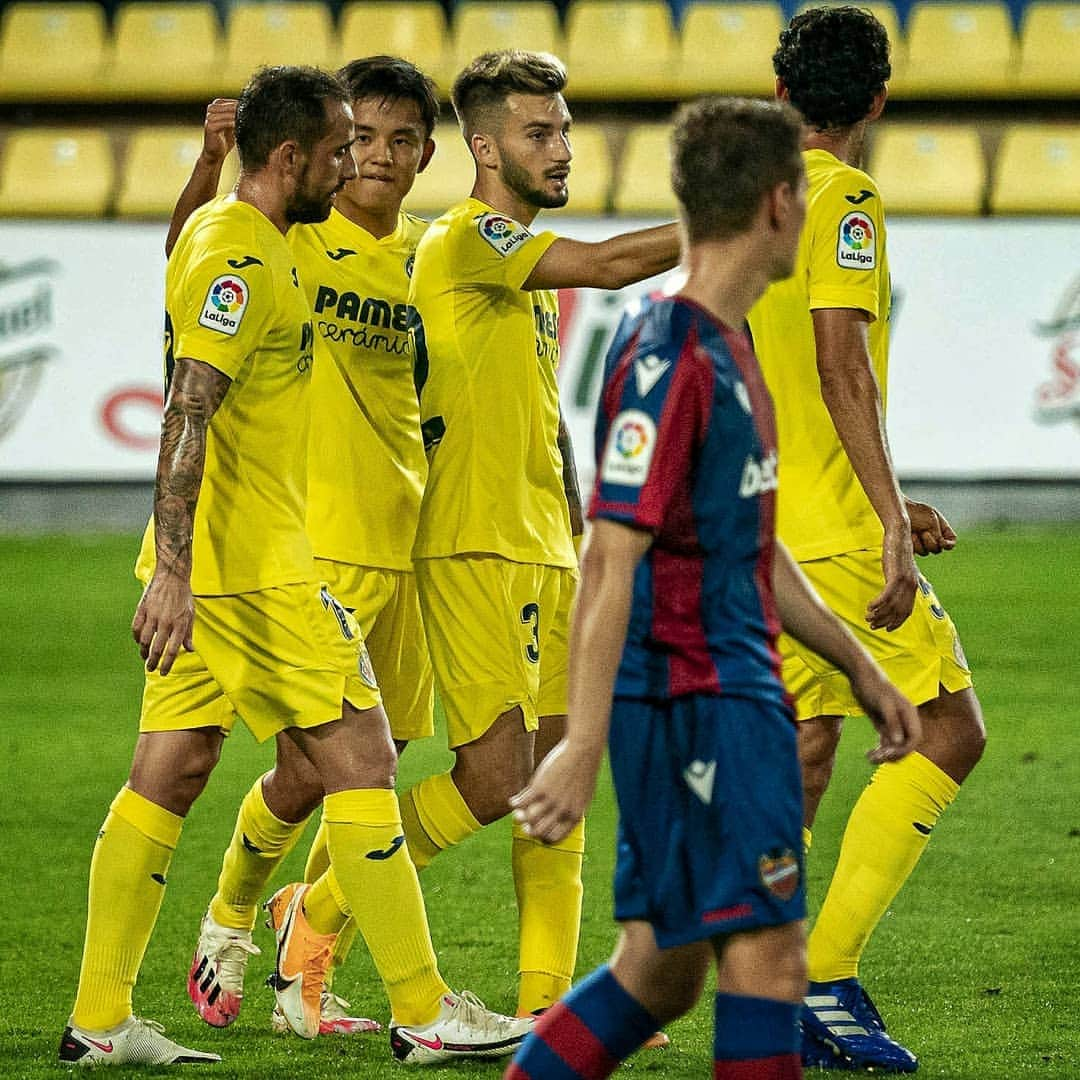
[314,558,434,742]
[139,581,380,742]
[414,555,577,749]
[780,548,973,721]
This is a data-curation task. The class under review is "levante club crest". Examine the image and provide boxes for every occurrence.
[759,850,800,901]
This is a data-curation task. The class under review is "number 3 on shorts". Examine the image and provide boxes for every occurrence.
[520,602,540,664]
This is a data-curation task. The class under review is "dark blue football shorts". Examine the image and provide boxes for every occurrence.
[609,693,805,948]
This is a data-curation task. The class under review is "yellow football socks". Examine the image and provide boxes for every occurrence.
[302,818,358,980]
[72,787,182,1031]
[513,817,585,1015]
[807,752,959,982]
[304,818,330,883]
[400,771,482,870]
[208,774,307,932]
[318,788,448,1026]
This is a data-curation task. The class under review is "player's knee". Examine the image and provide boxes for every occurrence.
[264,767,323,821]
[451,762,516,825]
[720,922,806,1004]
[798,722,841,805]
[923,688,986,781]
[358,737,399,790]
[152,744,220,813]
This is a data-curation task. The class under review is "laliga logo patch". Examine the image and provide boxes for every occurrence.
[759,849,800,901]
[601,409,656,487]
[478,212,532,257]
[837,211,876,270]
[199,275,248,336]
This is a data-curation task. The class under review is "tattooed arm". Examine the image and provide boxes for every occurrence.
[132,357,231,675]
[558,410,584,540]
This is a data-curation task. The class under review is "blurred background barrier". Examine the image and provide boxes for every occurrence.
[1,217,1079,530]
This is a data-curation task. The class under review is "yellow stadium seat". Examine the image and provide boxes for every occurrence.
[611,123,678,217]
[115,127,207,218]
[0,128,114,217]
[0,2,107,101]
[549,123,612,215]
[450,2,562,78]
[678,3,784,97]
[794,2,905,75]
[106,3,223,102]
[222,2,334,93]
[894,3,1015,98]
[338,3,450,90]
[565,1,677,98]
[1016,4,1080,96]
[990,125,1080,214]
[402,123,476,217]
[869,124,986,215]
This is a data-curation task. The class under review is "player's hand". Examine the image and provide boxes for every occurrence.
[866,524,917,632]
[201,99,237,165]
[850,665,922,764]
[510,738,601,845]
[131,570,195,676]
[905,498,957,556]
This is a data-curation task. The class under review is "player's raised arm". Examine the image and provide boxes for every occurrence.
[522,222,680,291]
[132,357,231,675]
[811,306,917,631]
[511,520,652,843]
[771,538,921,761]
[165,99,238,257]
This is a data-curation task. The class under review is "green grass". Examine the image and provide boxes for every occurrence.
[0,526,1078,1078]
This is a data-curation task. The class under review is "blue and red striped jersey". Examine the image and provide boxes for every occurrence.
[590,293,790,707]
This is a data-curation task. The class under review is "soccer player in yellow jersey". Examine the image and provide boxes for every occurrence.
[401,49,680,1029]
[58,65,379,1069]
[164,60,533,1064]
[748,8,987,1072]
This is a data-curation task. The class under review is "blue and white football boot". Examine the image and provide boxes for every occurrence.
[801,978,918,1073]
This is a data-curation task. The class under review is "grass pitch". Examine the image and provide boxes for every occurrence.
[1,525,1077,1078]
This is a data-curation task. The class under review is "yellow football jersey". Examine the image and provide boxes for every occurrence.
[295,208,428,571]
[748,148,892,561]
[409,198,575,568]
[136,195,315,595]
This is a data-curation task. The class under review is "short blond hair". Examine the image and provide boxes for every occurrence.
[451,50,567,135]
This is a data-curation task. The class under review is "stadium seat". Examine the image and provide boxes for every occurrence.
[0,2,107,101]
[869,124,986,215]
[565,1,678,98]
[402,123,477,217]
[990,125,1080,214]
[794,2,905,77]
[894,2,1015,98]
[611,123,679,216]
[1016,3,1080,96]
[222,2,334,93]
[450,3,562,80]
[338,2,451,90]
[677,3,785,97]
[553,123,612,215]
[115,127,207,218]
[0,128,114,217]
[106,3,222,102]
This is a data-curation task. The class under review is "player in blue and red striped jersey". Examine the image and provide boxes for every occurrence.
[505,97,922,1080]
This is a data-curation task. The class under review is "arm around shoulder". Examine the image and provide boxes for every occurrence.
[523,222,681,291]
